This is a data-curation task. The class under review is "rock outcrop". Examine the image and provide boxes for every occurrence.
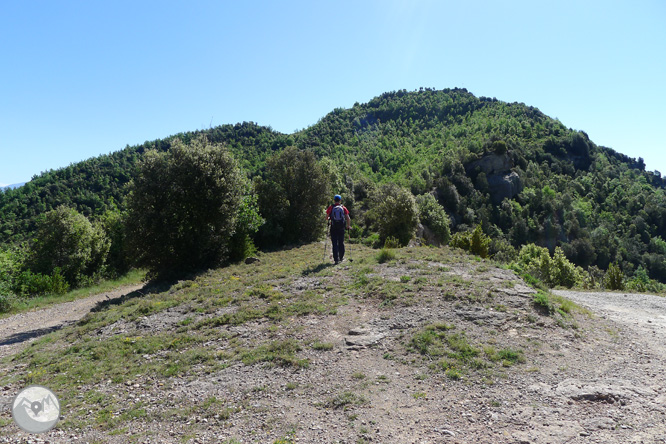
[467,153,523,204]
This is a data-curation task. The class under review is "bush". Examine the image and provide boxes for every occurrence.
[126,136,244,277]
[514,244,584,288]
[27,206,109,287]
[626,266,665,293]
[99,209,130,277]
[0,293,11,312]
[550,247,580,288]
[0,247,23,288]
[376,248,396,264]
[255,147,330,246]
[533,291,553,314]
[450,225,490,258]
[228,193,264,261]
[367,183,419,246]
[415,193,451,245]
[489,238,517,263]
[605,262,625,290]
[13,268,69,297]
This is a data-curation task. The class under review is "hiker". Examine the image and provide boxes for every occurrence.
[326,194,351,264]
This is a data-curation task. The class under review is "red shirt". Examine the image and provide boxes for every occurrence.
[326,204,349,219]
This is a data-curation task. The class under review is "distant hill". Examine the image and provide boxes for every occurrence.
[1,182,25,190]
[1,88,664,282]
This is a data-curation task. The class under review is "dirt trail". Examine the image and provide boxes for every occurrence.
[552,289,666,354]
[3,263,666,443]
[0,284,144,359]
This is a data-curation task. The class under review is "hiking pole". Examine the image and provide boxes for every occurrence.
[347,228,353,262]
[323,232,328,263]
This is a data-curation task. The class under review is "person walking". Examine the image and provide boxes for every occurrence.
[326,194,351,264]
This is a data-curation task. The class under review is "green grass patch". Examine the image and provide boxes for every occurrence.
[325,391,368,409]
[237,340,308,368]
[1,269,146,318]
[376,248,396,263]
[311,341,334,351]
[409,323,524,377]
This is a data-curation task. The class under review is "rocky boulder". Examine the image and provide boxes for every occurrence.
[487,171,523,204]
[467,153,512,176]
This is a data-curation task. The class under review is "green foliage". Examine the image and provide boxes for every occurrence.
[13,268,69,297]
[605,262,625,290]
[367,183,419,246]
[125,136,244,277]
[228,193,264,261]
[533,291,554,314]
[1,88,665,285]
[383,236,401,249]
[255,147,330,246]
[27,206,109,287]
[450,225,490,258]
[376,248,396,264]
[415,193,451,244]
[99,209,130,277]
[514,244,584,288]
[0,246,23,289]
[550,247,580,288]
[626,266,650,292]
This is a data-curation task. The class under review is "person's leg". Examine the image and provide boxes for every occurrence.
[339,233,345,261]
[331,230,341,263]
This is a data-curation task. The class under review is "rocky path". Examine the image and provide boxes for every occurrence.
[2,270,666,443]
[0,284,144,360]
[552,289,666,355]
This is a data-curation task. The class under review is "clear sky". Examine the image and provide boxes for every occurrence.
[1,0,664,186]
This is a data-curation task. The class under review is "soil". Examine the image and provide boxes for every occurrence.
[0,285,144,361]
[1,261,666,443]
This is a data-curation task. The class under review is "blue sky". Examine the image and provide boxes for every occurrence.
[1,0,664,186]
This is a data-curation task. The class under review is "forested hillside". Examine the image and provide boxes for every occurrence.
[1,88,665,286]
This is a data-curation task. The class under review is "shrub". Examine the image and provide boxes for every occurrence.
[126,136,244,277]
[0,247,23,289]
[514,244,584,288]
[0,293,11,312]
[605,262,625,290]
[99,209,130,277]
[450,225,490,258]
[533,291,553,314]
[415,193,451,245]
[550,247,580,288]
[255,147,330,246]
[489,238,517,263]
[13,268,69,296]
[228,193,264,261]
[367,183,419,246]
[27,206,109,287]
[376,248,396,264]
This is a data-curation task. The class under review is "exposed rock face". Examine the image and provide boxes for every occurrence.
[467,153,512,176]
[487,171,523,204]
[467,153,523,204]
[415,223,440,247]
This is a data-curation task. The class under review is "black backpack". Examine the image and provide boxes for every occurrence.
[330,205,345,230]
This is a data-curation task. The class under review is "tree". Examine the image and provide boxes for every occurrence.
[450,225,490,258]
[28,205,109,286]
[255,147,330,246]
[125,137,244,277]
[228,193,264,261]
[100,209,130,277]
[367,183,419,246]
[415,193,451,244]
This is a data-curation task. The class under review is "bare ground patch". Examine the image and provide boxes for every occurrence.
[1,245,665,443]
